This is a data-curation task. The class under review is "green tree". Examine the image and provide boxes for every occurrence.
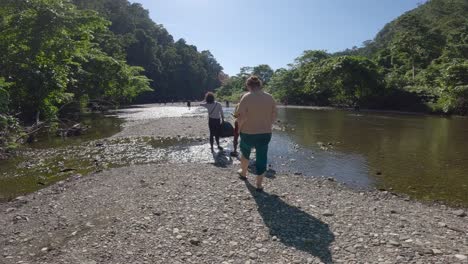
[435,61,468,114]
[268,68,304,104]
[0,0,152,121]
[73,0,223,102]
[305,56,384,107]
[0,78,12,114]
[252,64,274,85]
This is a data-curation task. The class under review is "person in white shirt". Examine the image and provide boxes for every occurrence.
[200,92,225,151]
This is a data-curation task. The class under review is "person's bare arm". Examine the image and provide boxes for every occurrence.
[271,99,278,124]
[220,103,225,122]
[236,95,248,127]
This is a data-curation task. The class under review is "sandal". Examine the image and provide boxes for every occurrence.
[237,169,247,181]
[255,187,264,192]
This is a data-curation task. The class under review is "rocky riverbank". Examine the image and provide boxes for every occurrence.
[0,106,467,263]
[1,163,467,264]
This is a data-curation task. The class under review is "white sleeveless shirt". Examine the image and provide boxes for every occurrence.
[201,102,224,119]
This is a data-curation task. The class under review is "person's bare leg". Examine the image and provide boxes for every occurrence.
[256,174,265,190]
[239,155,249,177]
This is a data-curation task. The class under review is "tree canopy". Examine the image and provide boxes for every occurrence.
[217,0,468,114]
[0,0,224,122]
[72,0,224,103]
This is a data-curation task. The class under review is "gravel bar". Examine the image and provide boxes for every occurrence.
[0,163,467,264]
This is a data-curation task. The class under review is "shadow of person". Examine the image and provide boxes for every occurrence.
[245,181,334,263]
[211,150,233,168]
[243,159,277,179]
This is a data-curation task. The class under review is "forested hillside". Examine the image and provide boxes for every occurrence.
[72,0,223,103]
[218,0,468,114]
[0,0,223,121]
[0,0,223,154]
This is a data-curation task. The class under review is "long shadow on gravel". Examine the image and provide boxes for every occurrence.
[211,150,234,168]
[246,181,335,263]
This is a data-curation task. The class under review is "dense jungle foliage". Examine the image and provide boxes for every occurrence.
[0,0,223,153]
[218,0,468,115]
[0,0,223,122]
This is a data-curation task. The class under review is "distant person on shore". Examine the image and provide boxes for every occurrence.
[187,100,191,109]
[235,76,277,192]
[201,92,225,151]
[226,100,230,108]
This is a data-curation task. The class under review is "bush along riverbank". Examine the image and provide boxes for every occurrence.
[216,0,468,115]
[0,114,23,160]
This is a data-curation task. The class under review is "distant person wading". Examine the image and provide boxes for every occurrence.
[235,76,277,192]
[201,92,225,151]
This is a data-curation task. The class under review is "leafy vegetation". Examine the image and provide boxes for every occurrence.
[0,0,224,123]
[0,0,224,154]
[218,0,468,114]
[72,0,224,103]
[0,0,152,121]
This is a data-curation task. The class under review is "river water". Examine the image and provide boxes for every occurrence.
[271,107,468,206]
[1,105,467,206]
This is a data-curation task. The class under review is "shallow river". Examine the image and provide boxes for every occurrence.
[271,107,468,206]
[1,105,467,206]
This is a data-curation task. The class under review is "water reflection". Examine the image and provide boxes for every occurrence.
[1,105,467,206]
[275,108,468,205]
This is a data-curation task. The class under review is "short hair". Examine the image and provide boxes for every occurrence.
[205,92,215,103]
[246,76,262,89]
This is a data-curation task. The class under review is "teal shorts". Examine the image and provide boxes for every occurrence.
[240,133,272,175]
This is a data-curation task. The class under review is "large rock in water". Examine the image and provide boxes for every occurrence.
[57,123,89,137]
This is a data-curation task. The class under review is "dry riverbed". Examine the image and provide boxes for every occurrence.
[0,107,467,263]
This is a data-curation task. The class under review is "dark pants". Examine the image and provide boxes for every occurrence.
[233,121,239,151]
[240,133,272,175]
[208,118,221,148]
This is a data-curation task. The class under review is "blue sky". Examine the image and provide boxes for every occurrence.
[130,0,425,75]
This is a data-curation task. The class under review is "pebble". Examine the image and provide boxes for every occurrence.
[1,145,467,264]
[189,238,200,246]
[437,222,447,227]
[453,210,466,217]
[322,210,334,217]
